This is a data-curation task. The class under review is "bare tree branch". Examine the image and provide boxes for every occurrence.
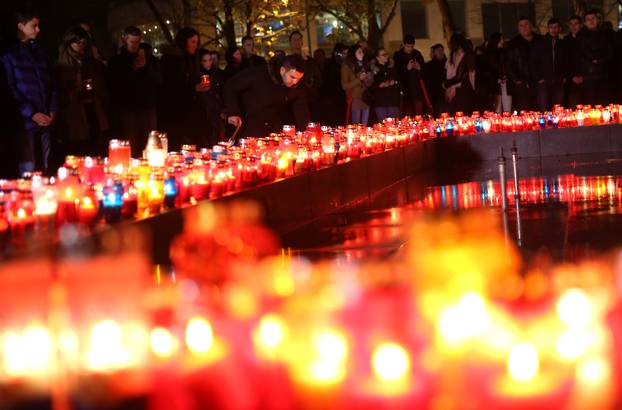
[379,0,399,34]
[144,0,175,44]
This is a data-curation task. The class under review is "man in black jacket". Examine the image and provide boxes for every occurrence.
[506,17,540,111]
[564,15,584,108]
[423,44,446,116]
[580,10,612,105]
[225,54,309,138]
[393,34,427,115]
[240,35,266,70]
[529,18,568,111]
[107,26,161,156]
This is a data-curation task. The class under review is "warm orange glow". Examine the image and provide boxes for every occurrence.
[372,342,410,383]
[185,317,214,354]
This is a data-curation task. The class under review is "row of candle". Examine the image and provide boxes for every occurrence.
[0,104,621,245]
[0,203,621,409]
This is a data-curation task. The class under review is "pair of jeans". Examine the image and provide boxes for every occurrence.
[351,105,369,125]
[374,106,399,122]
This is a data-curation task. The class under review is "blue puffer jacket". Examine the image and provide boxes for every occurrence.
[0,40,56,132]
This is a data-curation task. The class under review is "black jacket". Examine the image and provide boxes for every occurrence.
[224,63,310,137]
[423,57,446,106]
[506,34,540,84]
[478,48,507,95]
[370,61,400,107]
[579,28,613,81]
[107,48,161,110]
[393,48,425,99]
[529,35,568,84]
[564,34,584,78]
[197,67,224,118]
[240,53,266,71]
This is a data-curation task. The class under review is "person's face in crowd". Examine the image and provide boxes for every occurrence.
[18,17,40,41]
[548,22,561,38]
[201,53,213,71]
[125,34,141,54]
[432,46,445,60]
[403,43,414,54]
[290,33,303,53]
[355,47,364,61]
[585,14,599,31]
[280,67,304,88]
[233,49,242,64]
[518,19,533,39]
[376,49,389,65]
[186,34,199,55]
[497,37,505,48]
[243,38,254,55]
[70,38,87,55]
[568,18,583,35]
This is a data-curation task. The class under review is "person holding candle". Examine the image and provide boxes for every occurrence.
[0,9,56,175]
[55,26,109,158]
[341,44,373,125]
[529,18,568,112]
[224,54,309,138]
[197,49,225,147]
[107,26,162,157]
[370,47,400,121]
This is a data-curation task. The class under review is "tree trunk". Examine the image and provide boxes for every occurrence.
[366,0,382,47]
[182,0,193,27]
[144,0,175,44]
[223,0,237,48]
[436,0,455,43]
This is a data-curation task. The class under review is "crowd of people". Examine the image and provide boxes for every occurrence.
[1,8,622,177]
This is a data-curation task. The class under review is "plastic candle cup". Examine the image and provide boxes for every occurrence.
[102,181,124,223]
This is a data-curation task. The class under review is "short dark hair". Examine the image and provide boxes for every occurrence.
[199,48,210,58]
[14,10,39,25]
[547,18,561,26]
[241,35,253,43]
[374,46,386,57]
[123,26,142,38]
[280,54,305,72]
[289,30,303,41]
[568,14,582,23]
[430,43,444,51]
[584,9,600,18]
[403,34,415,45]
[517,16,531,24]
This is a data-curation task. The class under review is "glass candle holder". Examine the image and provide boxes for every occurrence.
[108,140,132,174]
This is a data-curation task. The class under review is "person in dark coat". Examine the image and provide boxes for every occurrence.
[393,34,428,115]
[289,30,322,121]
[196,49,225,147]
[225,54,309,138]
[529,18,568,111]
[442,33,476,115]
[564,15,584,108]
[370,47,400,121]
[478,33,508,112]
[223,46,243,81]
[579,10,613,105]
[240,35,266,71]
[107,26,161,156]
[506,17,540,111]
[0,10,56,175]
[55,26,109,158]
[423,44,446,116]
[319,43,347,126]
[159,27,202,150]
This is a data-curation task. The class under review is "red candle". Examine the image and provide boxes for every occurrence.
[78,196,98,226]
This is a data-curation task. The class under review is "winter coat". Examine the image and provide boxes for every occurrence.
[579,28,613,81]
[529,34,569,84]
[370,60,400,107]
[224,63,310,137]
[506,34,540,85]
[107,47,161,111]
[393,48,426,100]
[55,53,109,141]
[0,41,56,133]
